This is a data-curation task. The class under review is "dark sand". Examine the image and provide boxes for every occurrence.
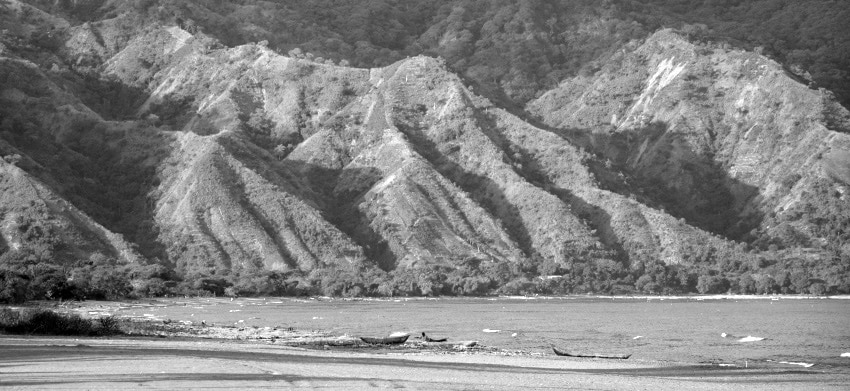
[1,335,846,390]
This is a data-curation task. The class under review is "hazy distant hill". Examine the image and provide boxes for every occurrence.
[0,0,847,301]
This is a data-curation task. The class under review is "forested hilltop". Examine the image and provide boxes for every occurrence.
[18,0,850,108]
[0,0,848,302]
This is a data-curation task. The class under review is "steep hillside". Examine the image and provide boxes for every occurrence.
[126,34,749,294]
[1,1,848,299]
[0,158,139,264]
[0,49,140,266]
[530,29,850,279]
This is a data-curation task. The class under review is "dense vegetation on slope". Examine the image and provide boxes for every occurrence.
[0,0,848,302]
[527,28,850,297]
[618,0,850,110]
[21,0,850,107]
[184,0,850,108]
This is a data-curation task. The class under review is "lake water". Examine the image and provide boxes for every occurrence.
[104,296,850,371]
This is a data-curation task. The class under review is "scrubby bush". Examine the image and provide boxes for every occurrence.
[0,308,122,336]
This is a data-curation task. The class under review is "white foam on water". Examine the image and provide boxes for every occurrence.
[738,336,765,342]
[779,361,814,368]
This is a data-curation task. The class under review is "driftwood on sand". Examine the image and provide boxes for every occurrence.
[552,346,631,359]
[422,332,448,342]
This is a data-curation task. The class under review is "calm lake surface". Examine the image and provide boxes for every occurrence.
[107,296,850,370]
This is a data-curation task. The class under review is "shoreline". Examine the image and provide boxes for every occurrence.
[6,301,846,364]
[479,294,850,301]
[5,298,849,364]
[3,302,499,355]
[2,333,846,390]
[118,316,496,354]
[18,292,850,310]
[3,300,848,389]
[9,296,849,357]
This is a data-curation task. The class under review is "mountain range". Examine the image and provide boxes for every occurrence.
[0,0,848,301]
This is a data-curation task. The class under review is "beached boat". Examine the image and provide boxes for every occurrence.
[421,332,448,342]
[360,334,410,345]
[552,346,631,359]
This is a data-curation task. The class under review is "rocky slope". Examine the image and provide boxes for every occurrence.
[529,29,850,258]
[1,1,847,297]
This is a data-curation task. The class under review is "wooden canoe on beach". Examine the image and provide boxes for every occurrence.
[552,346,631,359]
[360,334,410,345]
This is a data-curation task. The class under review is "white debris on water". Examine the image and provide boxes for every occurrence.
[779,361,814,368]
[721,333,765,342]
[737,336,765,342]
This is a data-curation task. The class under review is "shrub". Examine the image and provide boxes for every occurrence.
[28,309,92,335]
[96,316,122,335]
[0,308,122,336]
[0,307,22,327]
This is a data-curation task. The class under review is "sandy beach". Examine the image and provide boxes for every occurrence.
[1,334,847,390]
[3,298,849,389]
